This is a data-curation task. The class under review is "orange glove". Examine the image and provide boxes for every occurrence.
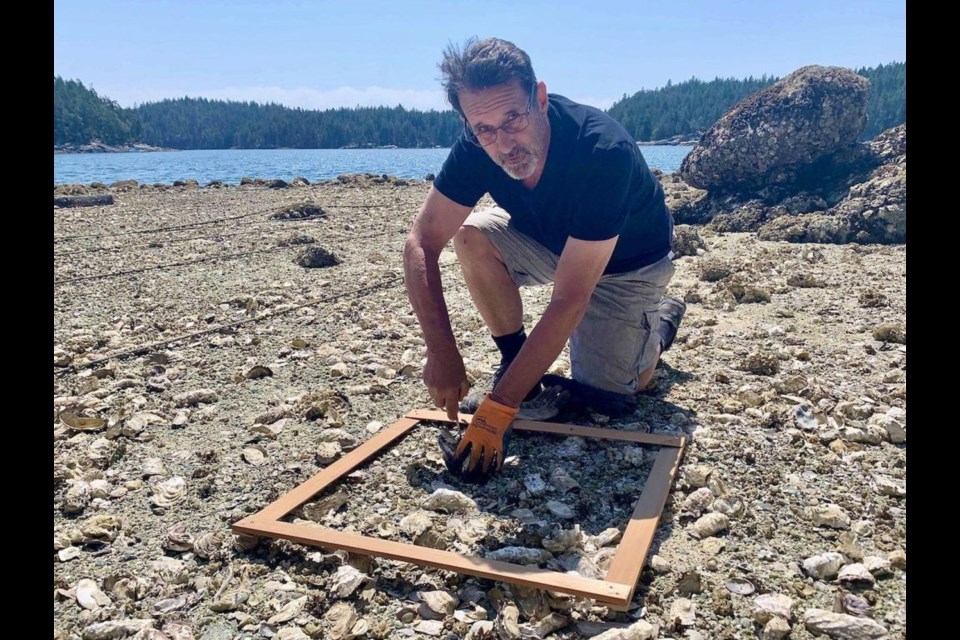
[442,394,518,483]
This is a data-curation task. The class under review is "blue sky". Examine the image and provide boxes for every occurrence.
[54,0,906,112]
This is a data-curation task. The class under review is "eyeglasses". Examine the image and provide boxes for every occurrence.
[464,84,537,147]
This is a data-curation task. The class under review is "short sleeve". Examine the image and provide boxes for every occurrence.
[433,135,489,208]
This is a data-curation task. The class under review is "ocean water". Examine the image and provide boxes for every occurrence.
[53,146,693,186]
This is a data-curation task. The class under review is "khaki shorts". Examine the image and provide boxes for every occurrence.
[463,207,675,395]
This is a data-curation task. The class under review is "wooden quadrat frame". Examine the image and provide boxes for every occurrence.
[233,409,686,609]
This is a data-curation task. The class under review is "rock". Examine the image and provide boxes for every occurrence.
[523,473,546,496]
[648,555,671,573]
[802,608,888,639]
[888,549,906,570]
[873,474,905,497]
[680,65,870,192]
[811,504,851,529]
[296,246,341,268]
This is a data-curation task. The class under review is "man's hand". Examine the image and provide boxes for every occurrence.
[441,394,518,483]
[424,347,470,421]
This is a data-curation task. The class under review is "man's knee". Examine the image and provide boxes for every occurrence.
[453,224,493,259]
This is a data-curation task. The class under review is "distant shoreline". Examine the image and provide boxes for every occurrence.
[54,142,174,154]
[55,140,698,154]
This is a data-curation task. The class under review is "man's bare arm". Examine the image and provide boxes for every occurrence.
[492,236,617,407]
[403,186,474,418]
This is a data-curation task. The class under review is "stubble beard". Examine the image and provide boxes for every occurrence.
[498,145,541,180]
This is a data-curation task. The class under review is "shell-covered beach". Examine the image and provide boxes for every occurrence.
[54,177,906,640]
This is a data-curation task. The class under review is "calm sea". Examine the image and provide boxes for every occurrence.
[53,146,693,186]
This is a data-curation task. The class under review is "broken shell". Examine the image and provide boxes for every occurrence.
[316,441,343,464]
[325,601,359,640]
[150,476,187,509]
[81,620,155,639]
[59,547,82,562]
[82,515,123,541]
[76,578,112,610]
[485,547,553,565]
[549,467,580,492]
[59,411,106,431]
[399,511,434,538]
[422,488,477,513]
[161,622,195,640]
[150,595,188,615]
[242,445,268,465]
[142,458,167,477]
[173,389,218,407]
[194,530,227,559]
[545,500,576,519]
[331,565,367,598]
[450,517,489,545]
[267,595,308,624]
[418,590,458,620]
[725,577,757,595]
[303,490,349,521]
[317,428,359,450]
[63,481,91,514]
[86,438,118,469]
[689,512,730,539]
[164,522,195,552]
[249,421,284,439]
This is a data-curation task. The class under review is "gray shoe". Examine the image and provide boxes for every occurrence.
[658,296,687,353]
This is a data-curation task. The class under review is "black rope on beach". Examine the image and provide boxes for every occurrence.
[52,212,403,257]
[53,221,290,256]
[52,195,423,244]
[53,247,284,285]
[53,206,274,243]
[53,270,409,376]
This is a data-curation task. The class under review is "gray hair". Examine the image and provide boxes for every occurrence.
[439,37,537,116]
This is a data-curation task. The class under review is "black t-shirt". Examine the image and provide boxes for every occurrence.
[434,94,673,274]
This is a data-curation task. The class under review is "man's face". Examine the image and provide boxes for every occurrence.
[459,80,549,181]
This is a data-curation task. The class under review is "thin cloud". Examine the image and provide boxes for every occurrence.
[570,95,620,111]
[198,85,451,112]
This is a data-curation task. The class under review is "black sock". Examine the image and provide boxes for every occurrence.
[492,327,527,363]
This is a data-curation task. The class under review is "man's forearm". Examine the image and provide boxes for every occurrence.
[403,236,458,353]
[492,296,589,407]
